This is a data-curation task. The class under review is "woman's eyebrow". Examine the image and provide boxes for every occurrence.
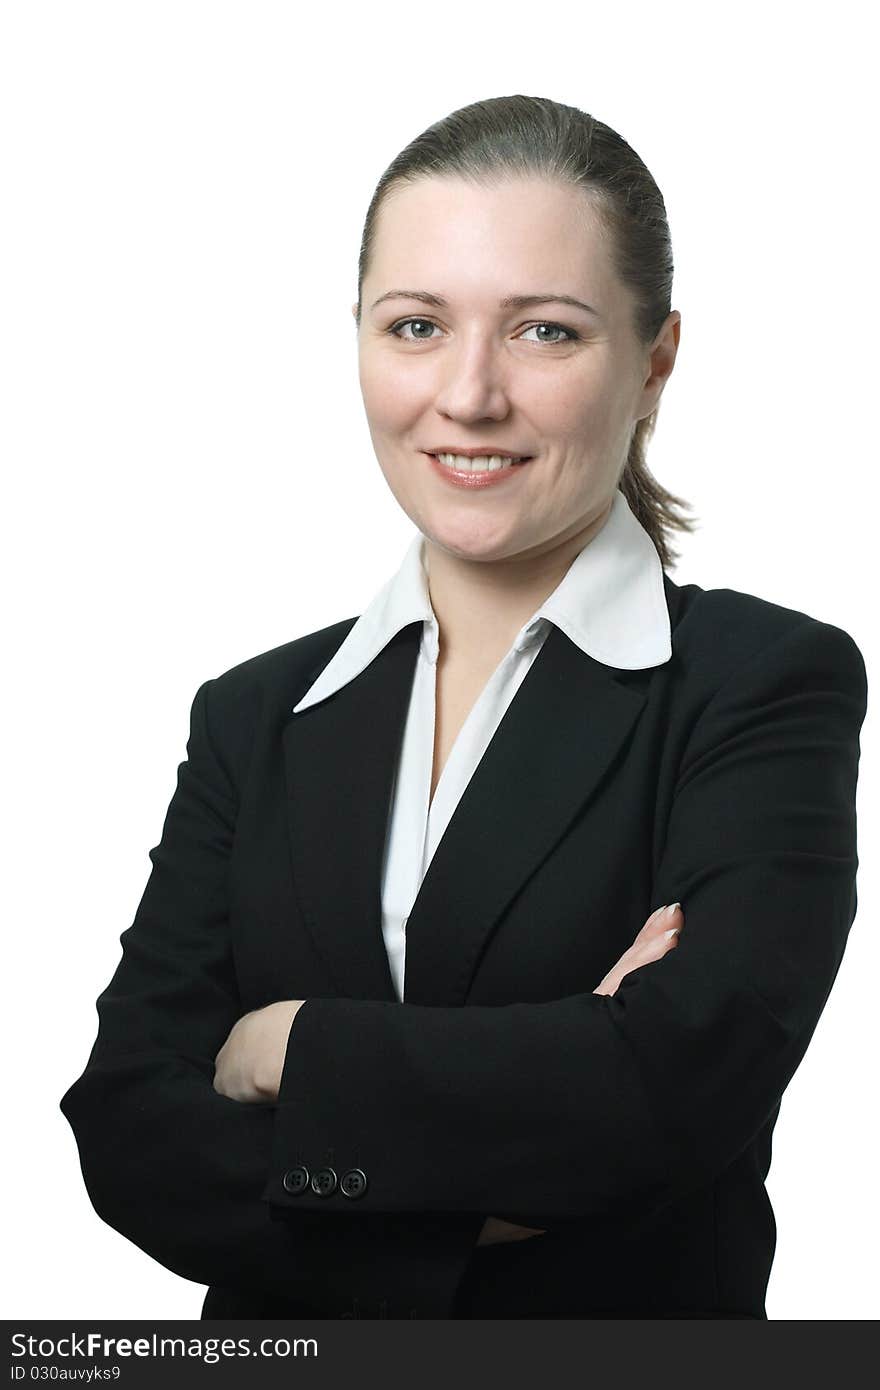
[371,289,600,318]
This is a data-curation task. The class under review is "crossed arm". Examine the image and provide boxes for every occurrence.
[213,904,684,1104]
[212,902,684,1243]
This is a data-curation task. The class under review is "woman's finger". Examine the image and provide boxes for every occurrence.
[593,905,683,996]
[635,902,683,944]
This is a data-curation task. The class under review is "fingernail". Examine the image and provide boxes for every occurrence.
[665,902,680,918]
[664,927,681,940]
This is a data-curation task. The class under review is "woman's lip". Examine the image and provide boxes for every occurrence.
[424,452,533,489]
[426,451,532,460]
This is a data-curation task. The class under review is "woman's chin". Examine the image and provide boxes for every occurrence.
[421,522,530,564]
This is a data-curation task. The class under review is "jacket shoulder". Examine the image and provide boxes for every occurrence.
[663,573,866,700]
[186,618,359,794]
[207,617,359,702]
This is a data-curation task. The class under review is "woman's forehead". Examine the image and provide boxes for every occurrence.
[378,173,605,228]
[368,179,614,304]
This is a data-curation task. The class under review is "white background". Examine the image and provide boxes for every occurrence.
[2,0,876,1321]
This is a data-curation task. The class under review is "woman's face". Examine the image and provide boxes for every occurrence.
[356,175,680,564]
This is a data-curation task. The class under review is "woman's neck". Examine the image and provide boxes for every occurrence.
[424,501,613,669]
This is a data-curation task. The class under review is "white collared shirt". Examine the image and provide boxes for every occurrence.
[293,489,672,1000]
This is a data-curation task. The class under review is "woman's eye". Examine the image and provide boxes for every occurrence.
[520,322,580,345]
[389,318,440,341]
[388,318,580,345]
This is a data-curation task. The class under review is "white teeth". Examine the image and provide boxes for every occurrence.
[435,452,524,472]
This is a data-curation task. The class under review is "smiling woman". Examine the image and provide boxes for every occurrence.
[356,172,684,584]
[60,94,866,1322]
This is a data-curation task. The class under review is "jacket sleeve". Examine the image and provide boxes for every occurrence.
[263,616,868,1227]
[59,678,483,1309]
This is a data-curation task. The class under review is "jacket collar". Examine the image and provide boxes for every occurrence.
[292,488,671,715]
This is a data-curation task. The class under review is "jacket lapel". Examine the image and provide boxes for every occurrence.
[283,623,422,1004]
[283,617,655,1008]
[402,625,650,1004]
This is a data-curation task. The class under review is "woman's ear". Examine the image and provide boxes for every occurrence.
[637,309,681,418]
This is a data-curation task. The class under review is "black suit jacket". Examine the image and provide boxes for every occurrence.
[59,571,868,1319]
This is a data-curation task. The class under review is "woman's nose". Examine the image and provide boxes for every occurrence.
[432,347,512,420]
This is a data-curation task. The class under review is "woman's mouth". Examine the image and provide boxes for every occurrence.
[424,451,534,489]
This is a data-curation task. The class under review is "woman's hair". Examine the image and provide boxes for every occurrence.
[355,94,698,571]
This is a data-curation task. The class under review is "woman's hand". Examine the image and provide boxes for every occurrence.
[477,904,684,1246]
[593,902,683,997]
[476,1216,549,1246]
[213,999,306,1103]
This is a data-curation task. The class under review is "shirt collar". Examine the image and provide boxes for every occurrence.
[292,488,672,714]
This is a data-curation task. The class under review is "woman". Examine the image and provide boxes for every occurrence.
[60,95,867,1320]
